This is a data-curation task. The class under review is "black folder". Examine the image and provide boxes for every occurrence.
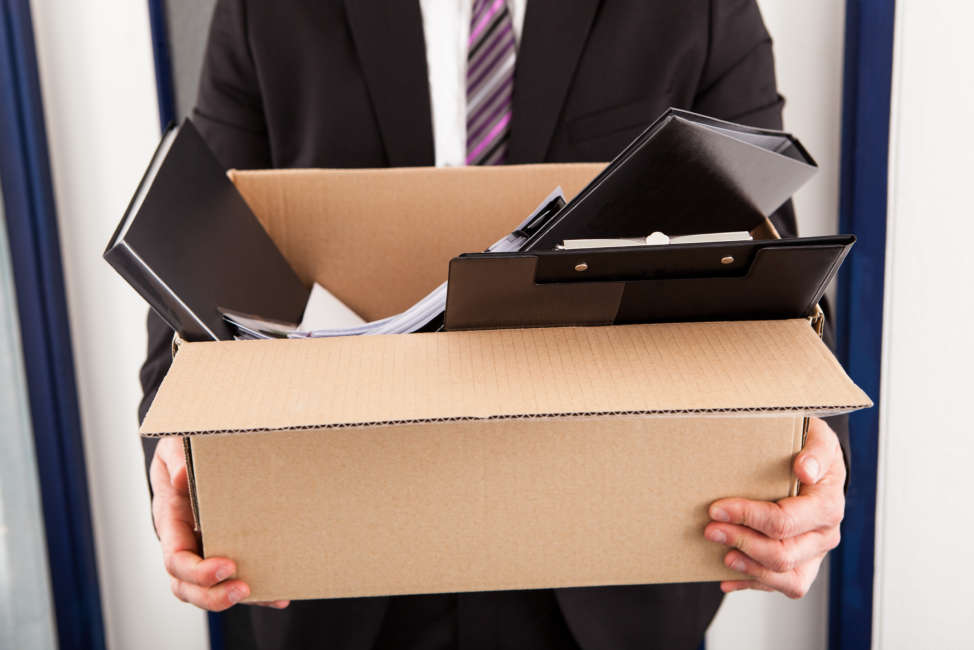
[444,235,854,331]
[104,120,308,341]
[522,109,818,251]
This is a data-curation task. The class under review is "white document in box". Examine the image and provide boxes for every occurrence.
[298,283,366,331]
[559,230,753,249]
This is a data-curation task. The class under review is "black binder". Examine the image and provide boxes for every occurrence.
[104,120,309,341]
[444,235,854,331]
[522,108,819,251]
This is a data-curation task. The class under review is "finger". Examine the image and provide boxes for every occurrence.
[153,488,199,552]
[705,522,841,572]
[153,490,236,586]
[150,446,177,497]
[709,487,844,539]
[171,577,250,611]
[720,580,776,594]
[154,494,198,556]
[151,440,242,592]
[723,550,823,599]
[164,549,237,587]
[250,601,291,609]
[794,417,843,486]
[152,446,201,567]
[168,462,189,494]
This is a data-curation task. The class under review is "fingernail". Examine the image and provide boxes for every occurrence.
[215,566,233,582]
[730,558,747,573]
[706,529,727,544]
[228,587,245,603]
[711,507,730,522]
[803,457,821,482]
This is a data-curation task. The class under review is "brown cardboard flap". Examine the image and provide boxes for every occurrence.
[228,164,604,321]
[141,319,871,437]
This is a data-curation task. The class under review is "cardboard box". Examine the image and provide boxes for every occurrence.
[140,164,871,602]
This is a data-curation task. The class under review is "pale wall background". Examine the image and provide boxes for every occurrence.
[30,1,209,649]
[29,1,847,648]
[874,1,974,648]
[758,0,846,240]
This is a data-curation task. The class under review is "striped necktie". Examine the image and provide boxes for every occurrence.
[466,0,516,165]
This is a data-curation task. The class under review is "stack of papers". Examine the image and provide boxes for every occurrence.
[559,230,752,249]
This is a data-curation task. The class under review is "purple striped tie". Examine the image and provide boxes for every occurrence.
[466,0,516,165]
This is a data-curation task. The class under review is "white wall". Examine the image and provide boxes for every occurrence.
[29,1,208,649]
[707,2,845,649]
[874,2,974,648]
[760,0,847,239]
[27,1,847,648]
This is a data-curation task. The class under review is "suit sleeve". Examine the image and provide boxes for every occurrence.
[138,0,273,489]
[193,0,272,169]
[691,0,851,486]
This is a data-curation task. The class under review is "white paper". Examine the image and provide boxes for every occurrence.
[560,230,751,250]
[298,283,366,332]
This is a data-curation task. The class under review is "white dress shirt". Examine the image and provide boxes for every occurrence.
[418,0,527,167]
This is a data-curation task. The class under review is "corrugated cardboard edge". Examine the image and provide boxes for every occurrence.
[143,405,869,438]
[182,436,202,532]
[141,319,873,438]
[791,416,808,497]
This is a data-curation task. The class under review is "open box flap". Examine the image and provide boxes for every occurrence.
[228,164,605,322]
[141,319,871,437]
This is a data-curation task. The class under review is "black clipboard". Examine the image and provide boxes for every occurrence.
[444,235,854,331]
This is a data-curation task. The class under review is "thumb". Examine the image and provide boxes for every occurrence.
[794,417,839,485]
[169,462,189,493]
[158,437,190,493]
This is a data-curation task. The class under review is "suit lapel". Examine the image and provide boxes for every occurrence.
[343,0,434,166]
[508,0,601,163]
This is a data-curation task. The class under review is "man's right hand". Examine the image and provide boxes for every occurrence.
[150,437,290,611]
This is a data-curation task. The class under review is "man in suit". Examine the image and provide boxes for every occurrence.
[142,1,849,648]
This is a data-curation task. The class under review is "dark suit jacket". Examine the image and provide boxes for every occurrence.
[139,1,849,648]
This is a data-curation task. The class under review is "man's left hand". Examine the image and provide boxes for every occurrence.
[704,416,845,598]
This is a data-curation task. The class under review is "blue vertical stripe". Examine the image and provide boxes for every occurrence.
[148,0,176,127]
[0,1,107,648]
[831,1,896,649]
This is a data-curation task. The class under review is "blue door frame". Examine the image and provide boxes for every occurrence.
[0,1,106,649]
[831,1,896,649]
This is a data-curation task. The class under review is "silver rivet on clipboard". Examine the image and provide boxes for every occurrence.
[720,256,734,265]
[574,262,589,272]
